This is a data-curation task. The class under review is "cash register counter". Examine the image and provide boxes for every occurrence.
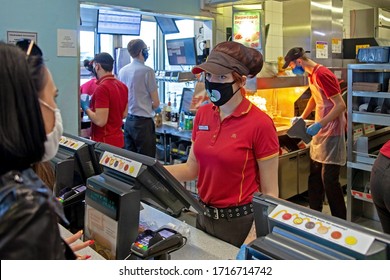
[60,203,239,260]
[156,120,292,142]
[156,123,192,141]
[139,203,239,260]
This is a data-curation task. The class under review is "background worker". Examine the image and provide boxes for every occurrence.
[370,140,390,234]
[79,60,98,138]
[283,47,347,220]
[165,41,279,247]
[80,52,128,148]
[80,59,98,96]
[118,39,160,157]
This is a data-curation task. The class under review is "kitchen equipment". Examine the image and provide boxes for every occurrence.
[286,118,312,144]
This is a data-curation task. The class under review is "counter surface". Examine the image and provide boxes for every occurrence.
[157,121,294,139]
[59,203,239,260]
[156,123,192,141]
[59,224,105,260]
[140,203,239,260]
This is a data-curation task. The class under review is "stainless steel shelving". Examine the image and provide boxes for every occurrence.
[346,63,390,223]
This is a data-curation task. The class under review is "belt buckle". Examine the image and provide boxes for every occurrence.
[209,206,219,219]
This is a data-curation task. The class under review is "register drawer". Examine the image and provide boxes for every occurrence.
[298,148,310,194]
[279,151,298,199]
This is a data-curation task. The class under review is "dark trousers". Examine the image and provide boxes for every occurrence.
[308,159,346,220]
[196,213,254,248]
[370,153,390,234]
[124,115,156,158]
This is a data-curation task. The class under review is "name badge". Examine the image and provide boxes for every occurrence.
[198,125,209,131]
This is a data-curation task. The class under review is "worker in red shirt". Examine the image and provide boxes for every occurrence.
[80,78,98,96]
[80,59,98,96]
[371,141,390,234]
[283,47,347,220]
[80,60,99,138]
[80,53,128,147]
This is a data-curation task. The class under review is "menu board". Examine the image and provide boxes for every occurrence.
[233,11,262,50]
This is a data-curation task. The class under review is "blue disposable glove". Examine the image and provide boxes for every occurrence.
[236,244,247,260]
[154,107,162,114]
[80,94,91,112]
[306,122,322,136]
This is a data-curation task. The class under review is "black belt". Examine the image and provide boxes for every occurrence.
[200,201,254,220]
[127,114,151,120]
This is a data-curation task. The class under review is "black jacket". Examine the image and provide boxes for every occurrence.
[0,168,75,259]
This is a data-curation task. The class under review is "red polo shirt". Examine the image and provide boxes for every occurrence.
[309,64,341,98]
[381,141,390,158]
[90,75,128,147]
[80,78,98,96]
[192,97,279,208]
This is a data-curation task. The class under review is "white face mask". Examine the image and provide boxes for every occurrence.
[39,99,64,162]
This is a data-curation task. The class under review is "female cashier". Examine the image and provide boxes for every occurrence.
[165,41,279,247]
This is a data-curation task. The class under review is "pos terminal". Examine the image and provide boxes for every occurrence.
[130,227,185,260]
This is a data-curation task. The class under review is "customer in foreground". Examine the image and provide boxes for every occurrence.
[0,41,90,259]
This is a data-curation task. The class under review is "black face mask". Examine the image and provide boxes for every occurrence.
[142,48,149,61]
[205,80,240,107]
[92,66,98,79]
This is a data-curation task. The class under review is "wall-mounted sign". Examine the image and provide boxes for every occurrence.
[332,38,342,54]
[7,31,37,44]
[233,11,261,50]
[57,29,77,57]
[316,41,328,59]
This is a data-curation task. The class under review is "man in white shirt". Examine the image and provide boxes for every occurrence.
[118,39,160,157]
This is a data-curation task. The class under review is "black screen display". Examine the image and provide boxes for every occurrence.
[52,133,101,195]
[179,88,194,114]
[155,16,179,34]
[98,9,141,35]
[94,143,205,217]
[166,37,197,66]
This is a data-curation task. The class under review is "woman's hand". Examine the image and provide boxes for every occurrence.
[65,230,94,260]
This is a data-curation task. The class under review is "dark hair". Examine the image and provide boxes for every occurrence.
[0,42,46,174]
[28,53,46,92]
[213,41,264,78]
[282,47,309,68]
[127,39,146,58]
[93,52,114,72]
[83,59,94,72]
[14,39,46,92]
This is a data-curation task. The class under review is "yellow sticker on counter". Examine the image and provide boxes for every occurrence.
[269,204,375,255]
[99,151,142,178]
